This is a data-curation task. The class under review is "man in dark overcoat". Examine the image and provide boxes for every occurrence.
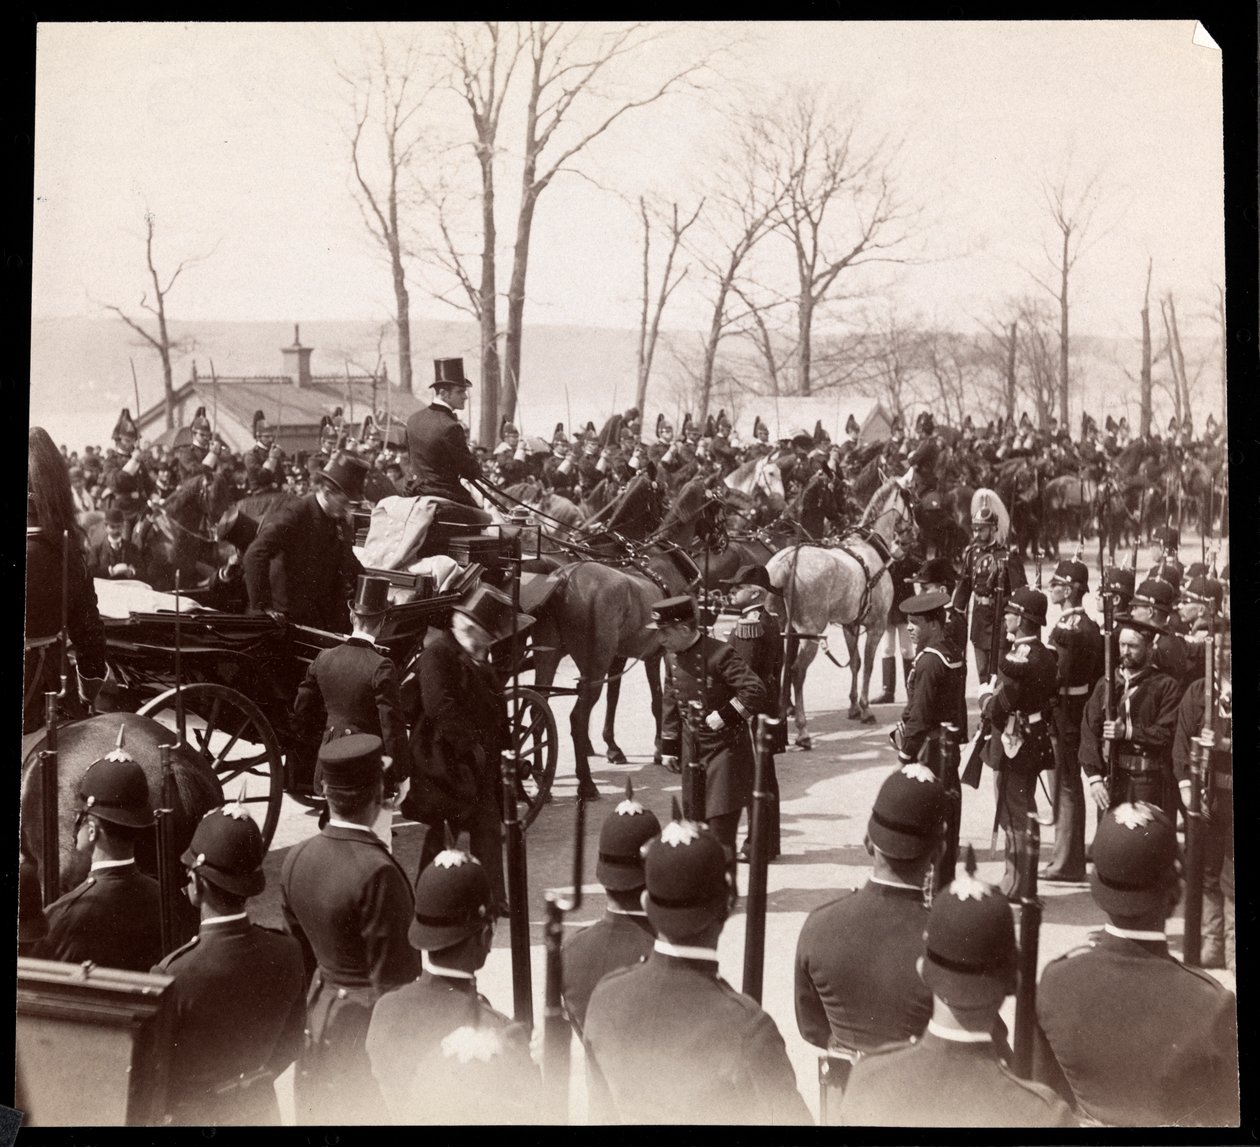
[243,452,366,633]
[405,357,488,518]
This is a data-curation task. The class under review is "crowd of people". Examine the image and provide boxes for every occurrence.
[20,354,1235,1127]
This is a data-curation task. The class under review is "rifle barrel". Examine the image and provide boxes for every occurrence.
[499,753,533,1028]
[741,716,777,1002]
[1011,814,1042,1079]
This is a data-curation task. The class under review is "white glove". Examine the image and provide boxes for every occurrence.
[1101,719,1125,741]
[386,777,411,810]
[705,710,725,732]
[661,755,681,774]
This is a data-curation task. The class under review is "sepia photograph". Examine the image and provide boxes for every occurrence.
[18,17,1246,1132]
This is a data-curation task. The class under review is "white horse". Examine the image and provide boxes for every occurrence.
[765,479,914,748]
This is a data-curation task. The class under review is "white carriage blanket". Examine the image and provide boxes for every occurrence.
[94,578,215,620]
[362,495,441,570]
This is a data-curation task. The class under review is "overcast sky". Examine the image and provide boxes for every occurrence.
[32,21,1225,341]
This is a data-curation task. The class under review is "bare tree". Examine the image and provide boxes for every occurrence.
[636,195,703,413]
[919,327,987,428]
[500,22,708,426]
[849,310,921,422]
[1012,297,1060,429]
[99,211,211,430]
[1029,166,1106,426]
[1159,293,1193,427]
[341,32,434,395]
[977,310,1020,423]
[761,88,916,396]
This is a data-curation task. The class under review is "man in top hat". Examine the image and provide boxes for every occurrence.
[979,587,1059,898]
[1080,613,1181,816]
[721,563,785,858]
[35,738,163,972]
[795,763,947,1072]
[292,574,411,799]
[893,589,967,888]
[562,781,661,1035]
[244,410,284,493]
[1035,803,1238,1126]
[102,407,155,540]
[951,496,1027,684]
[1042,554,1103,882]
[243,451,366,632]
[651,595,770,852]
[583,810,811,1125]
[154,803,306,1126]
[406,585,529,902]
[88,507,143,581]
[405,358,491,519]
[1173,624,1232,970]
[838,851,1072,1127]
[280,734,419,1125]
[366,844,538,1124]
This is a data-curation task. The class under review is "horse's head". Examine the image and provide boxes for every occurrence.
[860,479,916,547]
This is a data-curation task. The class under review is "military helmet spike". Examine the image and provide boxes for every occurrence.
[105,724,132,763]
[670,795,683,823]
[963,843,977,877]
[625,777,634,803]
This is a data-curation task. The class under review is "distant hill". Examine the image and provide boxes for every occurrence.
[29,316,1223,450]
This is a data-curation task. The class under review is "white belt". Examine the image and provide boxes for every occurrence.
[1025,711,1045,724]
[1060,685,1090,696]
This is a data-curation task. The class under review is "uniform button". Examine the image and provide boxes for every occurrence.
[337,988,348,1000]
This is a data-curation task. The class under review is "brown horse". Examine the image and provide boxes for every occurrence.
[527,474,696,795]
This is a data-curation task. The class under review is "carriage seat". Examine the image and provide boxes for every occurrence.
[361,495,492,570]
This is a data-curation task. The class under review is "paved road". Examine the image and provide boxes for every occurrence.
[250,538,1233,1125]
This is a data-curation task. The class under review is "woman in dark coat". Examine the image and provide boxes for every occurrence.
[25,427,107,732]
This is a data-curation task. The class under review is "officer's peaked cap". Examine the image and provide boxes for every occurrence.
[901,590,951,617]
[645,595,698,629]
[318,733,385,789]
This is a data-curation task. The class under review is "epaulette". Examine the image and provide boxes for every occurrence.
[156,934,201,970]
[732,617,764,640]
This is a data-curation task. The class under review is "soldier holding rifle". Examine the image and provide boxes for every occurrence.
[650,595,769,852]
[1035,803,1238,1126]
[365,844,537,1124]
[582,809,811,1125]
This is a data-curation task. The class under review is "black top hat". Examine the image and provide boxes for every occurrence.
[78,729,154,828]
[410,846,495,951]
[452,585,535,643]
[901,590,951,616]
[922,849,1017,1008]
[352,575,391,617]
[105,507,125,526]
[597,779,663,892]
[432,358,473,389]
[318,733,385,789]
[867,762,948,859]
[1050,559,1089,589]
[316,452,370,501]
[215,505,259,551]
[910,557,957,590]
[719,564,770,591]
[181,802,267,898]
[1089,802,1176,917]
[1004,587,1047,627]
[643,813,731,938]
[645,595,698,630]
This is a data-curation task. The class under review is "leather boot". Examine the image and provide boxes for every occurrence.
[873,657,896,704]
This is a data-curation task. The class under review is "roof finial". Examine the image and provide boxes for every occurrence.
[293,323,301,347]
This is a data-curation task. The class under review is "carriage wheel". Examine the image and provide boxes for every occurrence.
[138,683,285,850]
[506,686,557,830]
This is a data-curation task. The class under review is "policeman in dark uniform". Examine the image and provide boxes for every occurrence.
[155,803,306,1125]
[292,574,411,796]
[405,358,491,523]
[243,451,366,632]
[34,740,162,971]
[1173,604,1230,969]
[979,587,1058,898]
[1080,615,1181,816]
[583,810,812,1125]
[1042,556,1103,881]
[1035,802,1238,1125]
[838,851,1073,1127]
[795,764,947,1074]
[244,410,284,493]
[280,735,419,1125]
[721,563,785,860]
[951,497,1027,683]
[561,781,660,1035]
[651,595,770,852]
[894,589,967,888]
[365,844,538,1124]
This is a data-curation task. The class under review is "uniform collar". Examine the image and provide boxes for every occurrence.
[1104,923,1166,942]
[927,1021,992,1043]
[1012,635,1036,645]
[327,819,379,839]
[349,630,379,647]
[739,602,765,617]
[1056,605,1085,618]
[90,858,135,873]
[607,905,649,917]
[422,956,476,981]
[869,876,925,893]
[202,912,249,927]
[432,398,453,413]
[654,938,719,962]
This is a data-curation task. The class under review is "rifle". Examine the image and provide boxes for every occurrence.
[938,722,962,889]
[1011,813,1042,1079]
[129,357,142,422]
[1101,588,1118,806]
[38,528,72,906]
[542,795,585,1124]
[154,743,180,955]
[499,753,533,1028]
[684,700,707,821]
[209,358,219,438]
[1182,614,1214,966]
[741,715,779,1003]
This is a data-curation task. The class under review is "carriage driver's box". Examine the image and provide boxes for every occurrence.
[16,957,175,1126]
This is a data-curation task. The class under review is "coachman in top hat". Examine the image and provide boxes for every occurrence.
[405,358,492,525]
